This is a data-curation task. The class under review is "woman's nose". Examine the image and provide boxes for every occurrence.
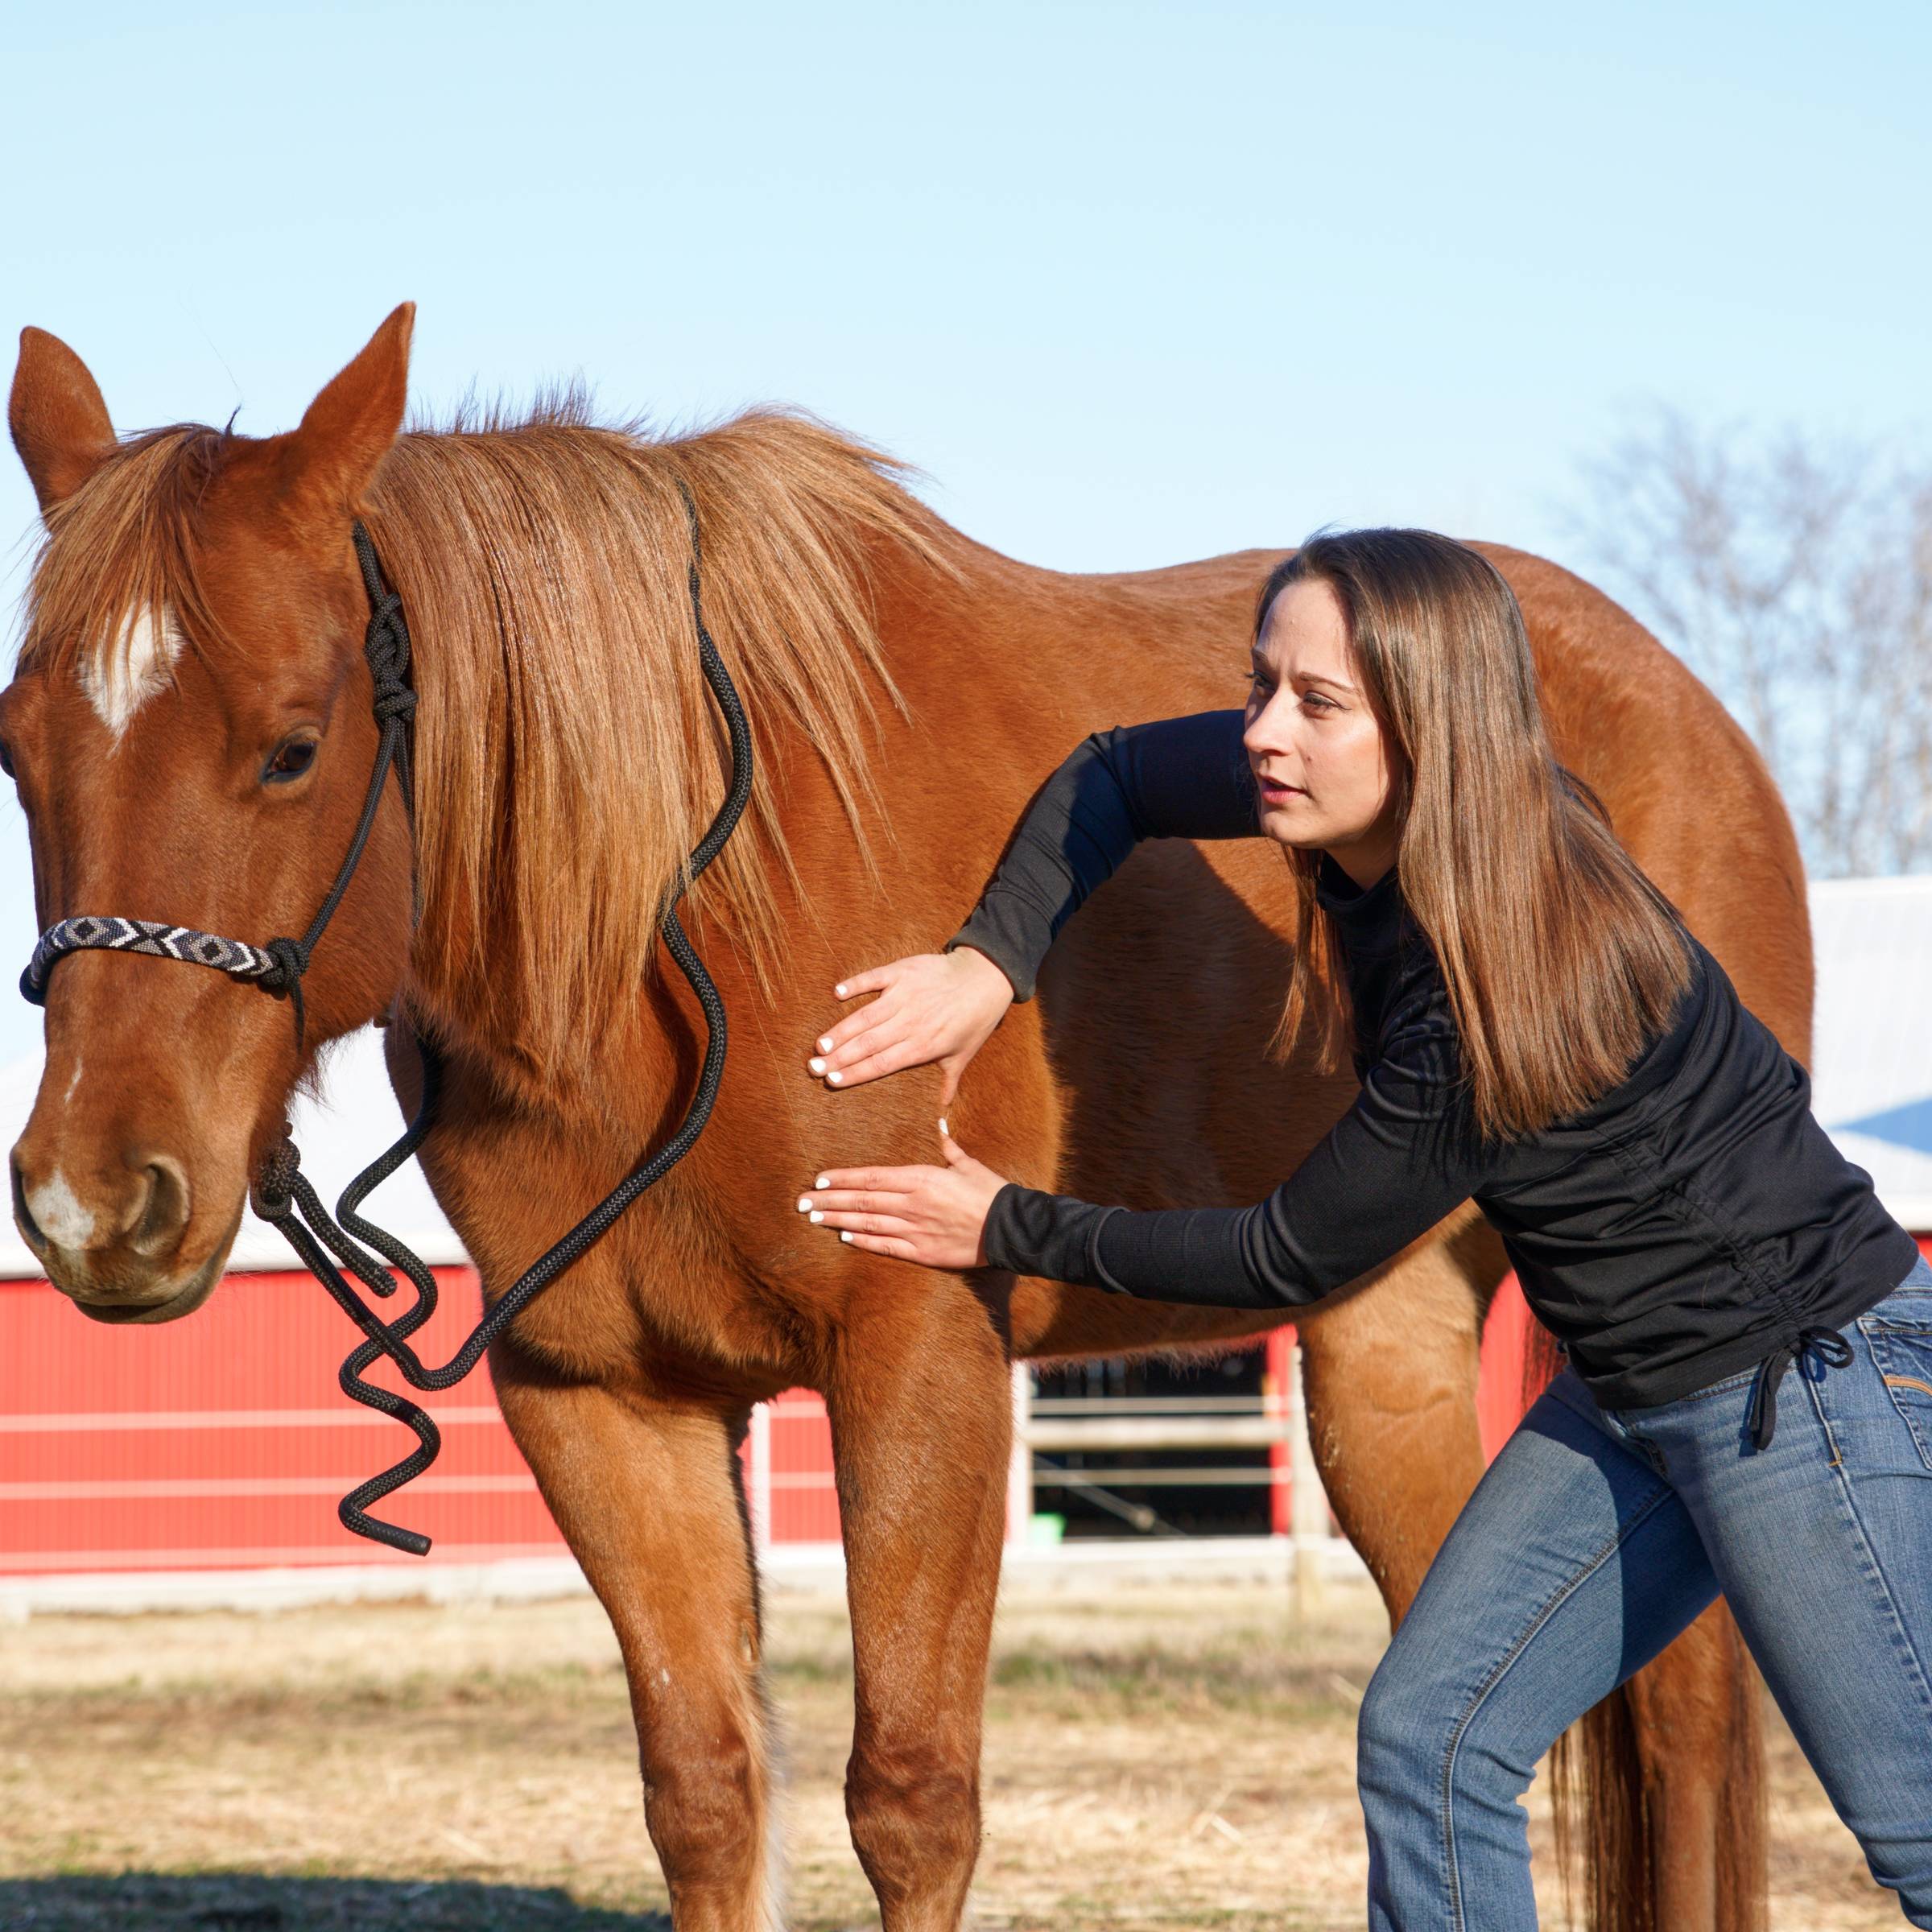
[1245,688,1294,749]
[1244,716,1291,762]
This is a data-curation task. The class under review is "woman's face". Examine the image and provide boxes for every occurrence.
[1243,576,1402,886]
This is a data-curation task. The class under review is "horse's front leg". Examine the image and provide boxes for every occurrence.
[825,1274,1014,1932]
[490,1356,782,1932]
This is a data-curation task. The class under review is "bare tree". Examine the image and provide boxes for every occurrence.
[1568,408,1932,877]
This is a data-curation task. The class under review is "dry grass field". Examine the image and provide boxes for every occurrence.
[0,1572,1893,1930]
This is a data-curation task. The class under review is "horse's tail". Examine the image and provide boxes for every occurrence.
[1528,1327,1768,1932]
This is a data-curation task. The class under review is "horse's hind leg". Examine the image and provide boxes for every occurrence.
[824,1280,1014,1932]
[1300,1229,1761,1932]
[1609,1600,1765,1932]
[491,1359,782,1932]
[1295,1231,1492,1616]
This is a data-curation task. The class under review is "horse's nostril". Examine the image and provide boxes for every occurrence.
[10,1153,47,1253]
[128,1155,192,1258]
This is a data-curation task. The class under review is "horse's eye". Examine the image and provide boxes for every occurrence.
[263,737,319,785]
[0,743,15,780]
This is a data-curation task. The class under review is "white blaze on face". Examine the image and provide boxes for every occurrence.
[77,605,183,745]
[27,1170,97,1252]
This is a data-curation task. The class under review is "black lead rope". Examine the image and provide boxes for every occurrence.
[25,485,753,1554]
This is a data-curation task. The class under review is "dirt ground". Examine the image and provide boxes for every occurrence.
[0,1574,1893,1930]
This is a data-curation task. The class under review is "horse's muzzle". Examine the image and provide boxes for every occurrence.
[10,1142,234,1319]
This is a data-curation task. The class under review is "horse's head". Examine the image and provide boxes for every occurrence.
[3,308,420,1322]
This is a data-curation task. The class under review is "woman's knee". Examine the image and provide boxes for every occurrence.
[1357,1644,1446,1811]
[1357,1641,1534,1823]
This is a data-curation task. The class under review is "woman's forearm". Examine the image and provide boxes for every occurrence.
[983,1182,1323,1308]
[980,1040,1498,1308]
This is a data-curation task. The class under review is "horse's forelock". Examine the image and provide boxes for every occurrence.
[19,423,234,697]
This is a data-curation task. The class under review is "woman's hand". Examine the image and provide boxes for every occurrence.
[806,946,1014,1106]
[798,1131,1009,1271]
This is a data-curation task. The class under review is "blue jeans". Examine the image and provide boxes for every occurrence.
[1357,1252,1932,1930]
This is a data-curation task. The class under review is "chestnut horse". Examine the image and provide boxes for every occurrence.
[5,308,1788,1932]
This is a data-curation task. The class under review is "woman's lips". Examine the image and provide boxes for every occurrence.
[1257,775,1303,799]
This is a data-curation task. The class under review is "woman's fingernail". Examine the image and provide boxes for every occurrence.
[815,1175,829,1189]
[840,1231,853,1243]
[817,1035,833,1052]
[827,1071,843,1086]
[796,1195,812,1212]
[835,984,848,997]
[939,1116,950,1136]
[808,1057,827,1075]
[809,1210,824,1224]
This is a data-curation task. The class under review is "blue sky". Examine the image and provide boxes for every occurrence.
[1,0,1927,1063]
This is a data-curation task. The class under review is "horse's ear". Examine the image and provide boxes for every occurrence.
[9,328,117,514]
[279,303,415,523]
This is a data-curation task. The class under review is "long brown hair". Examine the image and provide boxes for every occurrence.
[1261,528,1692,1140]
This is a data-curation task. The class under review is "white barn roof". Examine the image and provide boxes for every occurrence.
[0,874,1926,1279]
[1807,876,1932,1234]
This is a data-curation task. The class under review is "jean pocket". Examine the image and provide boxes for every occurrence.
[1856,1313,1932,1472]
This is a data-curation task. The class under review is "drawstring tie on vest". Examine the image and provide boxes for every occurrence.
[1746,1326,1854,1450]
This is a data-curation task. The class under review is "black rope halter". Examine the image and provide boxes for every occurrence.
[21,485,752,1554]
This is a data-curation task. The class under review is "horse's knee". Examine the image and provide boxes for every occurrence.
[845,1739,980,1888]
[640,1724,769,1894]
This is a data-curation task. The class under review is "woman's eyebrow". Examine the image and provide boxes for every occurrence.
[1253,649,1357,696]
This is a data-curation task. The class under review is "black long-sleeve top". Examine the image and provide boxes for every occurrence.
[945,709,1919,1429]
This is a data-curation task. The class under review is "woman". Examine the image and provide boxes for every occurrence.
[792,528,1932,1930]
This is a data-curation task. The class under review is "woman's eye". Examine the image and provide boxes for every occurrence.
[262,738,319,784]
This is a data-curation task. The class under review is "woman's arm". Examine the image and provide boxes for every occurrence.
[987,993,1493,1302]
[943,708,1260,1001]
[805,708,1259,1094]
[802,990,1502,1303]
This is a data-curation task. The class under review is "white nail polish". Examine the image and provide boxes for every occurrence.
[796,1195,812,1212]
[808,1057,827,1075]
[818,1036,832,1052]
[827,1071,843,1085]
[835,984,848,997]
[815,1175,829,1189]
[840,1231,852,1243]
[939,1117,950,1136]
[809,1210,824,1224]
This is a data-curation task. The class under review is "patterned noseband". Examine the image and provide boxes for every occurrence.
[23,918,279,1000]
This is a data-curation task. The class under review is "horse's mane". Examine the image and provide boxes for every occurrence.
[17,395,954,1079]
